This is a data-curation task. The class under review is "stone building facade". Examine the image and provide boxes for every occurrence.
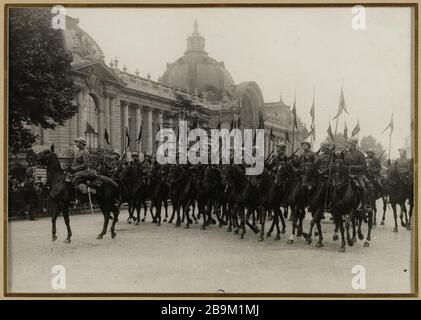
[30,17,305,159]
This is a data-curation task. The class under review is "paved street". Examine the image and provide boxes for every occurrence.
[7,204,413,294]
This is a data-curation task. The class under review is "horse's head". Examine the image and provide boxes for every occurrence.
[301,162,318,190]
[37,149,55,168]
[331,159,348,189]
[275,161,289,187]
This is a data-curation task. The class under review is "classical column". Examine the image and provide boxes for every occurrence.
[147,108,153,153]
[135,105,142,152]
[77,90,85,138]
[122,101,129,150]
[98,99,104,147]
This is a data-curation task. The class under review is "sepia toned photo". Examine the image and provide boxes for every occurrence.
[4,4,416,296]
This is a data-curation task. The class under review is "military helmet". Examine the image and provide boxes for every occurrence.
[366,149,374,155]
[132,151,139,157]
[74,137,87,146]
[347,137,358,145]
[320,142,331,149]
[301,141,311,148]
[276,142,286,150]
[398,148,407,153]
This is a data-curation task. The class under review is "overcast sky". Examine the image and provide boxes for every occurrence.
[67,7,413,158]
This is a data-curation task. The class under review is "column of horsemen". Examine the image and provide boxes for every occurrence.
[33,134,413,251]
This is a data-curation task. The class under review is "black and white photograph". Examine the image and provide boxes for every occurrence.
[5,4,416,295]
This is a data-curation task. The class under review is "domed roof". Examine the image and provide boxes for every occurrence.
[161,21,234,101]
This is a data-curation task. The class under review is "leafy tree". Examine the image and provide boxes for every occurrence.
[9,8,79,153]
[324,133,346,148]
[360,135,386,157]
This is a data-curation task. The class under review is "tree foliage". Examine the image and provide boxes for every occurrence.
[9,8,79,153]
[360,135,385,156]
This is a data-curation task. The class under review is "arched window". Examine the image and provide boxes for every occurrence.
[84,94,98,149]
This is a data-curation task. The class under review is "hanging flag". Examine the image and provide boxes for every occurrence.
[237,116,241,129]
[125,126,130,149]
[104,128,110,146]
[292,95,299,130]
[258,112,264,129]
[269,127,275,141]
[305,122,316,140]
[136,123,142,143]
[333,86,349,120]
[285,130,291,143]
[381,114,394,135]
[86,122,96,134]
[351,119,360,137]
[229,119,235,131]
[327,122,335,141]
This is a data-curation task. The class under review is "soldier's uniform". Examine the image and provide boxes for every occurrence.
[268,143,288,174]
[342,138,371,211]
[71,137,97,192]
[366,150,385,193]
[130,152,142,176]
[315,143,332,177]
[394,149,412,184]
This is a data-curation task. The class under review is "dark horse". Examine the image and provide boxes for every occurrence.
[221,165,259,239]
[37,148,120,242]
[301,162,329,247]
[330,158,372,252]
[255,167,286,242]
[385,165,413,232]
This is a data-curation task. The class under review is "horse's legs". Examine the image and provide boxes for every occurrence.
[381,196,387,225]
[278,206,286,234]
[306,207,323,246]
[400,201,409,228]
[62,206,72,243]
[338,216,346,253]
[97,206,110,239]
[345,210,355,247]
[110,204,119,239]
[364,207,373,247]
[142,200,147,222]
[391,202,398,232]
[258,206,266,242]
[51,206,59,241]
[287,206,298,244]
[163,199,168,222]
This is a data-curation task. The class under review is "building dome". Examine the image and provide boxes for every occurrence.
[161,21,234,101]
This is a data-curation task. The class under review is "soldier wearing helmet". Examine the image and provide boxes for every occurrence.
[394,148,412,183]
[315,142,332,177]
[343,137,372,212]
[268,142,288,174]
[71,137,97,194]
[366,149,385,194]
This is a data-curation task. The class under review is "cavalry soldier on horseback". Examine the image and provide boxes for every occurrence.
[299,141,317,164]
[342,137,372,213]
[366,149,385,194]
[71,137,98,196]
[394,148,412,184]
[315,142,332,177]
[130,152,142,175]
[268,143,288,174]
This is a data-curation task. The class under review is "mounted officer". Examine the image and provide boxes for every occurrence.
[394,148,412,184]
[130,151,142,176]
[71,137,98,195]
[315,142,332,177]
[299,141,317,164]
[366,149,385,194]
[342,137,372,213]
[267,142,288,174]
[23,162,37,220]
